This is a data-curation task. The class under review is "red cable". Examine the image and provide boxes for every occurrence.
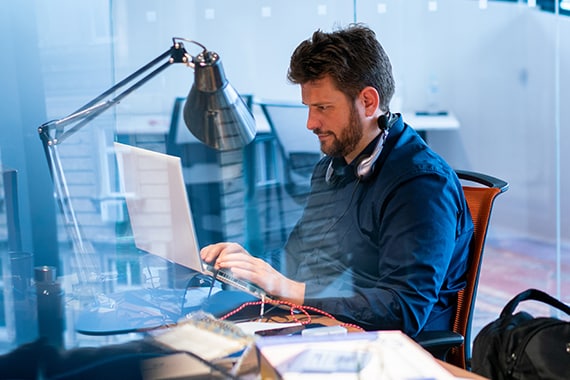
[218,298,365,332]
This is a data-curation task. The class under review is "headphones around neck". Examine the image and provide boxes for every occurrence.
[325,113,394,184]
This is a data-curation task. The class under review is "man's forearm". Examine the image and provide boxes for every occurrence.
[278,278,305,305]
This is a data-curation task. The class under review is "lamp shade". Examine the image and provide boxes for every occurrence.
[183,50,256,151]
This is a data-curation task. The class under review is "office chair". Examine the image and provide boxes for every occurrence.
[415,169,509,370]
[258,102,321,205]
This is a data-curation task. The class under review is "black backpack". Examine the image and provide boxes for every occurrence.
[471,288,570,379]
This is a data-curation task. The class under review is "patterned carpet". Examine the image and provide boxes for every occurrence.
[471,236,570,341]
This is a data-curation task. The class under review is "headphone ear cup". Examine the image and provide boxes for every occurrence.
[328,120,391,183]
[326,157,353,185]
[355,129,388,181]
[355,155,373,181]
[325,159,335,184]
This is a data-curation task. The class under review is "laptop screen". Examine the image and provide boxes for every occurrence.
[114,142,204,274]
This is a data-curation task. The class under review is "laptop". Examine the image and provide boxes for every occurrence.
[113,142,270,302]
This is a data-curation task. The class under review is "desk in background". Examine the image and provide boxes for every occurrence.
[401,111,460,143]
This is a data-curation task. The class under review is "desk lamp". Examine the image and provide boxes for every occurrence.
[37,37,256,285]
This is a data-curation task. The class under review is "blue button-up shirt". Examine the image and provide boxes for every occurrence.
[283,115,473,337]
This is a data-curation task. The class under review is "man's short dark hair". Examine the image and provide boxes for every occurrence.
[287,23,395,112]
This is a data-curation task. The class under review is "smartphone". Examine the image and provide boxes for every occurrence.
[254,324,305,337]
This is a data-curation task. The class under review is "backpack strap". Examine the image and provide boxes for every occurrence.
[500,288,570,318]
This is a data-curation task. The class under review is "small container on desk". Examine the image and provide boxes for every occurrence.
[35,266,65,348]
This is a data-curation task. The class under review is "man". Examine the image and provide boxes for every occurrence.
[201,24,473,337]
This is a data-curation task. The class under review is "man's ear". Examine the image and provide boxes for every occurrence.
[360,86,380,117]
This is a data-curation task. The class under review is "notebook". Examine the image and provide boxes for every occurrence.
[113,142,269,301]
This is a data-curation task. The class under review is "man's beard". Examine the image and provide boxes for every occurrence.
[319,104,363,158]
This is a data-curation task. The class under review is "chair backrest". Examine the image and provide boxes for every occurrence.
[258,101,321,203]
[258,102,320,157]
[447,169,509,369]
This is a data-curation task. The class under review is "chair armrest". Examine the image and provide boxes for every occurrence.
[414,330,464,360]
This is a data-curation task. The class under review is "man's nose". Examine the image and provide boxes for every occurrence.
[306,109,320,131]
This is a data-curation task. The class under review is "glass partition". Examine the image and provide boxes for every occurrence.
[0,0,567,356]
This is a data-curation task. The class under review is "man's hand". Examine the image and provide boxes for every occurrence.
[200,242,305,304]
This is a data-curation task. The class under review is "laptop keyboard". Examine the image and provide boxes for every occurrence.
[205,264,269,300]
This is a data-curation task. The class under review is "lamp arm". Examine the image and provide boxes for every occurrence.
[55,60,172,144]
[38,43,190,147]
